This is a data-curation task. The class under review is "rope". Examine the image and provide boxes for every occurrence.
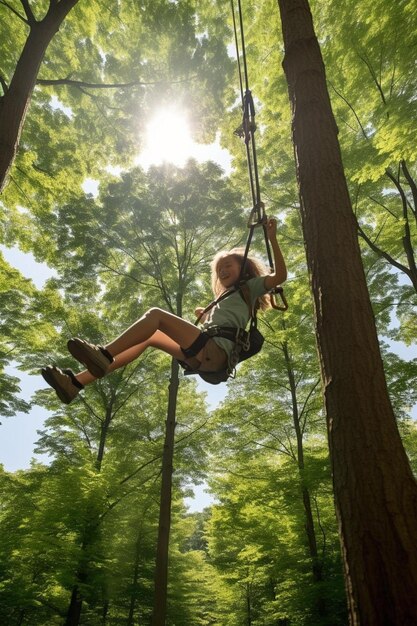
[231,0,271,267]
[232,0,261,215]
[231,0,288,311]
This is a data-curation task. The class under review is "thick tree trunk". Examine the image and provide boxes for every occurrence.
[0,0,79,192]
[152,358,180,625]
[277,1,417,624]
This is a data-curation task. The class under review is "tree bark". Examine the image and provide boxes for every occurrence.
[0,0,79,192]
[152,358,180,625]
[277,1,417,624]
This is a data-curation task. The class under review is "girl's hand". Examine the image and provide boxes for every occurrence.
[195,307,205,317]
[264,216,287,289]
[266,217,278,240]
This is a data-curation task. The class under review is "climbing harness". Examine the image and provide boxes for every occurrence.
[179,283,264,385]
[231,0,288,312]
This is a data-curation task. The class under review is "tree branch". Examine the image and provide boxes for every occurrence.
[386,167,417,284]
[357,51,387,106]
[401,160,417,225]
[37,78,153,89]
[119,454,163,486]
[298,379,321,427]
[19,0,36,23]
[36,75,198,89]
[368,194,399,220]
[329,81,368,140]
[356,218,411,277]
[0,0,29,24]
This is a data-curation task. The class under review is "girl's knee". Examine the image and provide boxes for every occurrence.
[144,307,164,319]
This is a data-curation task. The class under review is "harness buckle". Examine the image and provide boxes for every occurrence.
[236,328,250,352]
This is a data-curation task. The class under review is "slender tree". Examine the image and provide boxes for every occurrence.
[277,1,417,623]
[152,359,180,625]
[0,0,80,192]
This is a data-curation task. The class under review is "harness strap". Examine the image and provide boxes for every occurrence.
[181,332,211,359]
[181,326,250,360]
[183,280,259,357]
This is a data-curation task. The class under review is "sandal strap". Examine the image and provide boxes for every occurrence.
[99,346,114,363]
[63,369,84,389]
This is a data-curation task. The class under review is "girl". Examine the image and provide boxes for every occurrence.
[42,217,286,403]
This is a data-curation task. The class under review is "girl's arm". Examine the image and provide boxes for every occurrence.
[264,217,287,290]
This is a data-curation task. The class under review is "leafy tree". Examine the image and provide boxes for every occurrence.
[312,0,417,340]
[19,159,232,624]
[205,447,345,625]
[277,0,417,622]
[0,0,80,191]
[0,254,32,418]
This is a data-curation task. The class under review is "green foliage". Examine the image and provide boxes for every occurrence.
[1,0,416,623]
[0,254,34,416]
[204,452,346,625]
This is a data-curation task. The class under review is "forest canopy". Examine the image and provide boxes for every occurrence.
[1,0,416,624]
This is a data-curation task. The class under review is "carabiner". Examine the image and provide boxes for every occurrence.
[269,287,288,311]
[247,202,266,228]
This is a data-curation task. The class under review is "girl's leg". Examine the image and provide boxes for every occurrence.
[75,329,194,387]
[105,308,201,357]
[45,311,204,403]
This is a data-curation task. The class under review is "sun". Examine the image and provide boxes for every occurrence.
[137,108,194,168]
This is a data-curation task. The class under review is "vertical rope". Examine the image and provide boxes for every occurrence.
[231,0,276,279]
[231,0,244,106]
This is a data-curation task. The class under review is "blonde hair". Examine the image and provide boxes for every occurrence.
[210,247,271,311]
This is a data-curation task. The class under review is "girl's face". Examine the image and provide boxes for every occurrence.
[217,256,241,288]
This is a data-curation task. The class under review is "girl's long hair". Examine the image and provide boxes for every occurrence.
[210,247,271,311]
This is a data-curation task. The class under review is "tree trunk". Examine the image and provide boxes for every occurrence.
[282,339,325,617]
[277,1,417,624]
[152,358,180,625]
[0,0,79,192]
[283,341,322,576]
[65,401,112,625]
[246,582,252,626]
[127,529,142,626]
[97,403,114,471]
[65,585,83,626]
